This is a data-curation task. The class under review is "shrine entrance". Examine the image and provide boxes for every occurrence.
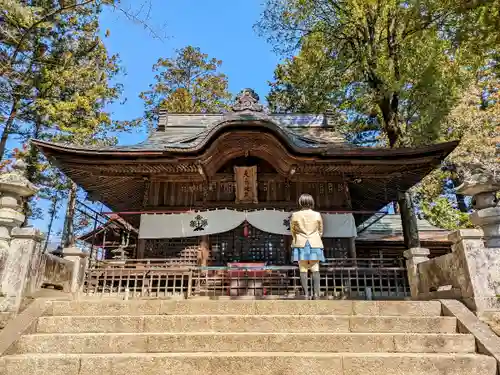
[210,223,287,265]
[140,224,287,266]
[140,223,351,266]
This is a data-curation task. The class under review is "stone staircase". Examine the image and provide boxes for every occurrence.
[0,299,497,375]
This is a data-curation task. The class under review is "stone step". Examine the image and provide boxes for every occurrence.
[36,315,458,334]
[11,332,475,354]
[47,300,443,317]
[0,352,495,375]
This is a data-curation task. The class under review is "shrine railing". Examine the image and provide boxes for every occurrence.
[83,258,410,300]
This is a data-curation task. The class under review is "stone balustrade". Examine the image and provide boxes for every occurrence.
[405,176,500,312]
[0,161,86,313]
[24,252,74,294]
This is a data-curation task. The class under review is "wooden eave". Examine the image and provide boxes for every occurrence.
[32,134,458,160]
[33,130,458,226]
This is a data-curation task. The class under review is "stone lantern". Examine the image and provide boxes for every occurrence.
[0,160,37,252]
[452,169,500,311]
[0,160,38,311]
[456,171,500,247]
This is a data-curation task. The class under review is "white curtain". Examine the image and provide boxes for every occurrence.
[246,210,357,238]
[246,210,292,236]
[139,209,357,239]
[139,209,246,239]
[321,213,357,238]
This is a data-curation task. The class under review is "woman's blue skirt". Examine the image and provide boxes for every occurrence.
[292,240,325,263]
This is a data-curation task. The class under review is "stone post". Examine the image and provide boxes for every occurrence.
[446,229,490,311]
[453,177,500,311]
[63,246,89,294]
[2,228,44,311]
[0,160,38,312]
[403,247,430,298]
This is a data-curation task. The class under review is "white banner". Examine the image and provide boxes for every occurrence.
[139,209,246,239]
[246,210,357,238]
[139,209,357,239]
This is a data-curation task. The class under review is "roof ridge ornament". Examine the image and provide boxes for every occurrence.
[232,88,263,112]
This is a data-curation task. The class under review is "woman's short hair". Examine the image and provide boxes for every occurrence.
[298,194,315,209]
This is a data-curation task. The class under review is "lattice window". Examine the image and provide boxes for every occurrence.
[145,237,199,261]
[211,224,287,265]
[323,238,350,258]
[144,227,349,265]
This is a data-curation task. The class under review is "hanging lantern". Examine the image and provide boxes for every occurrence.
[243,221,249,238]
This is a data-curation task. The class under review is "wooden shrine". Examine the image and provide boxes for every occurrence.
[34,89,458,267]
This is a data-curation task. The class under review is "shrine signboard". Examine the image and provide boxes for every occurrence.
[234,166,258,204]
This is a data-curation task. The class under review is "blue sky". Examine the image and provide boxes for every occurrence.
[30,0,282,240]
[102,0,280,146]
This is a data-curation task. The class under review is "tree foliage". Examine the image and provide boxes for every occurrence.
[139,46,232,130]
[414,58,500,228]
[0,0,151,243]
[258,0,500,231]
[0,0,159,161]
[258,0,485,147]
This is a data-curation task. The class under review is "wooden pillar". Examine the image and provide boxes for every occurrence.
[348,237,357,259]
[137,239,146,259]
[398,191,420,249]
[198,235,210,267]
[284,235,292,265]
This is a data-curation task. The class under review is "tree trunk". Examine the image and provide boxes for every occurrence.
[398,191,420,249]
[62,182,77,248]
[43,195,59,253]
[451,175,468,212]
[455,191,468,212]
[22,122,43,226]
[0,99,18,161]
[377,92,401,148]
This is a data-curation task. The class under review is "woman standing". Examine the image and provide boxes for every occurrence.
[290,194,325,299]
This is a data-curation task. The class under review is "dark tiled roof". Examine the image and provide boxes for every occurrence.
[48,112,348,152]
[155,112,346,151]
[357,214,450,241]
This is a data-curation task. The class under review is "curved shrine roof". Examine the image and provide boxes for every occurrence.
[33,112,348,154]
[32,111,458,161]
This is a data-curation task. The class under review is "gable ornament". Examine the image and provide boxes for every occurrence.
[232,88,264,112]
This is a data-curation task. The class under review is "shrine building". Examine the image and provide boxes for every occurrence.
[33,89,458,298]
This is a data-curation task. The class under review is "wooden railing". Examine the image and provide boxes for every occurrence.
[83,258,410,300]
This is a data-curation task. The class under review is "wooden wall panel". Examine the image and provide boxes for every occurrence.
[147,177,352,211]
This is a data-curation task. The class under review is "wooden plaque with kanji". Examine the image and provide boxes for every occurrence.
[234,166,258,204]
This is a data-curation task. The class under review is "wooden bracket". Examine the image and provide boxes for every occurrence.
[196,161,208,182]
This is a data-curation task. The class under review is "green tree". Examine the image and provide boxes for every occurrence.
[415,59,500,229]
[0,0,159,160]
[0,1,133,243]
[267,34,383,146]
[7,2,122,226]
[140,46,232,130]
[35,21,126,246]
[257,0,500,246]
[259,1,479,147]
